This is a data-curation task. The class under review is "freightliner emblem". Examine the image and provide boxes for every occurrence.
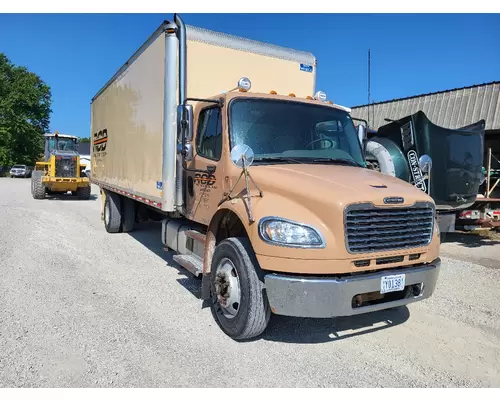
[383,197,404,204]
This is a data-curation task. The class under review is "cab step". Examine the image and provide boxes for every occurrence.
[172,254,203,278]
[185,229,206,243]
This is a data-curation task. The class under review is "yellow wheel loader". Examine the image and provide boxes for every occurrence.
[31,132,91,200]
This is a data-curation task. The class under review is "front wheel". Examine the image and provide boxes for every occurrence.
[210,237,271,341]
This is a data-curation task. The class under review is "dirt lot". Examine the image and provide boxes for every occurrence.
[440,231,500,270]
[1,177,499,387]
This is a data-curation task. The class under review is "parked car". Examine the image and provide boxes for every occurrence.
[9,164,31,178]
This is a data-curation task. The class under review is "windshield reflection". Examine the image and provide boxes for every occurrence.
[229,99,365,166]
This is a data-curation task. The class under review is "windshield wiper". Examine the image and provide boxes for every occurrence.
[309,158,363,167]
[253,157,304,164]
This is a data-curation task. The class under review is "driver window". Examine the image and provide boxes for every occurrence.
[196,107,222,160]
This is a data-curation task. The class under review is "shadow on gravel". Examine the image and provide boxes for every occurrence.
[127,221,411,344]
[260,306,410,344]
[441,231,500,248]
[44,194,98,201]
[127,221,202,299]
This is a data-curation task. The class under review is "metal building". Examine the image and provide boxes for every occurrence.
[350,80,500,199]
[350,81,500,134]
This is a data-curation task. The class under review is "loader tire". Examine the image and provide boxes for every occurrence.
[104,191,122,233]
[77,185,91,200]
[210,237,271,341]
[31,171,45,200]
[121,197,136,233]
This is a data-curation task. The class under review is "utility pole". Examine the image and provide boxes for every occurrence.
[367,48,371,127]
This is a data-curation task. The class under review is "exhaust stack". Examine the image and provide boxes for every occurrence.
[174,13,187,106]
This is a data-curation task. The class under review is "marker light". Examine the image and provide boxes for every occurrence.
[314,91,327,101]
[288,93,296,97]
[270,90,277,95]
[237,77,251,92]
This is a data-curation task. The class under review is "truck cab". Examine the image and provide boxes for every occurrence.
[169,80,441,340]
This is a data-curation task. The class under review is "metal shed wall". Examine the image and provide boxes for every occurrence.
[351,81,500,131]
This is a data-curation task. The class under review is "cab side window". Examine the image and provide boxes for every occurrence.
[196,107,222,160]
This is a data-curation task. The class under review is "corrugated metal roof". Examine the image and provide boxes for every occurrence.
[351,81,500,131]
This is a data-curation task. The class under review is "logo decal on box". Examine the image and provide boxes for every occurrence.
[300,64,313,73]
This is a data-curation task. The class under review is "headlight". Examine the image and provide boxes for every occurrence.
[258,217,325,248]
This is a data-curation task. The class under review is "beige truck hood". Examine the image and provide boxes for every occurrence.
[249,163,432,208]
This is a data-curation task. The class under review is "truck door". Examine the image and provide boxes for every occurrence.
[185,104,224,225]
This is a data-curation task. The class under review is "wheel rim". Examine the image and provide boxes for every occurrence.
[104,201,110,225]
[214,257,241,319]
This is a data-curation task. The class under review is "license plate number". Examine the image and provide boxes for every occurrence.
[380,274,405,294]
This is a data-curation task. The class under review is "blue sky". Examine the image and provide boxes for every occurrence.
[0,13,499,138]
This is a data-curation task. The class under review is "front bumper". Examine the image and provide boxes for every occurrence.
[42,176,90,190]
[264,258,441,318]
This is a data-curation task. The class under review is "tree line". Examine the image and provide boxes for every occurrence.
[0,52,52,168]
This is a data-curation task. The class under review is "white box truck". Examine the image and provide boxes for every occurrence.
[90,14,441,340]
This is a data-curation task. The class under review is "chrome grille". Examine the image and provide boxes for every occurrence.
[344,202,434,253]
[55,157,77,178]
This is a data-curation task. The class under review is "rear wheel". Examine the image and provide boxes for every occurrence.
[121,197,136,232]
[31,171,45,200]
[210,237,271,340]
[104,191,122,233]
[77,185,91,200]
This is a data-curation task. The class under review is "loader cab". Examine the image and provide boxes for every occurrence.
[44,133,79,161]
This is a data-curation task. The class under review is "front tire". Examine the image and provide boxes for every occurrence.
[210,237,271,340]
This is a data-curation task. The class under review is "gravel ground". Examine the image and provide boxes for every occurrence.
[1,177,499,388]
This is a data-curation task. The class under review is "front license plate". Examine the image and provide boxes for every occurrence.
[380,274,405,294]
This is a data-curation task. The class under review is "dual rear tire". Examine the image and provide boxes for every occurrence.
[103,190,136,233]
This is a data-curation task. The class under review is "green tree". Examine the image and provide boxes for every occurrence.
[0,53,52,167]
[79,137,90,143]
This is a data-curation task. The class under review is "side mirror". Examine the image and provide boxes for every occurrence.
[177,142,193,162]
[357,124,368,157]
[357,124,366,145]
[230,144,254,169]
[176,104,194,142]
[418,154,433,174]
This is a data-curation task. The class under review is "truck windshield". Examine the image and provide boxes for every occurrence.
[48,137,77,152]
[229,98,365,166]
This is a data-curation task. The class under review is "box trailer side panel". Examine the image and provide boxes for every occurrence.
[186,25,317,99]
[91,32,166,201]
[91,23,317,207]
